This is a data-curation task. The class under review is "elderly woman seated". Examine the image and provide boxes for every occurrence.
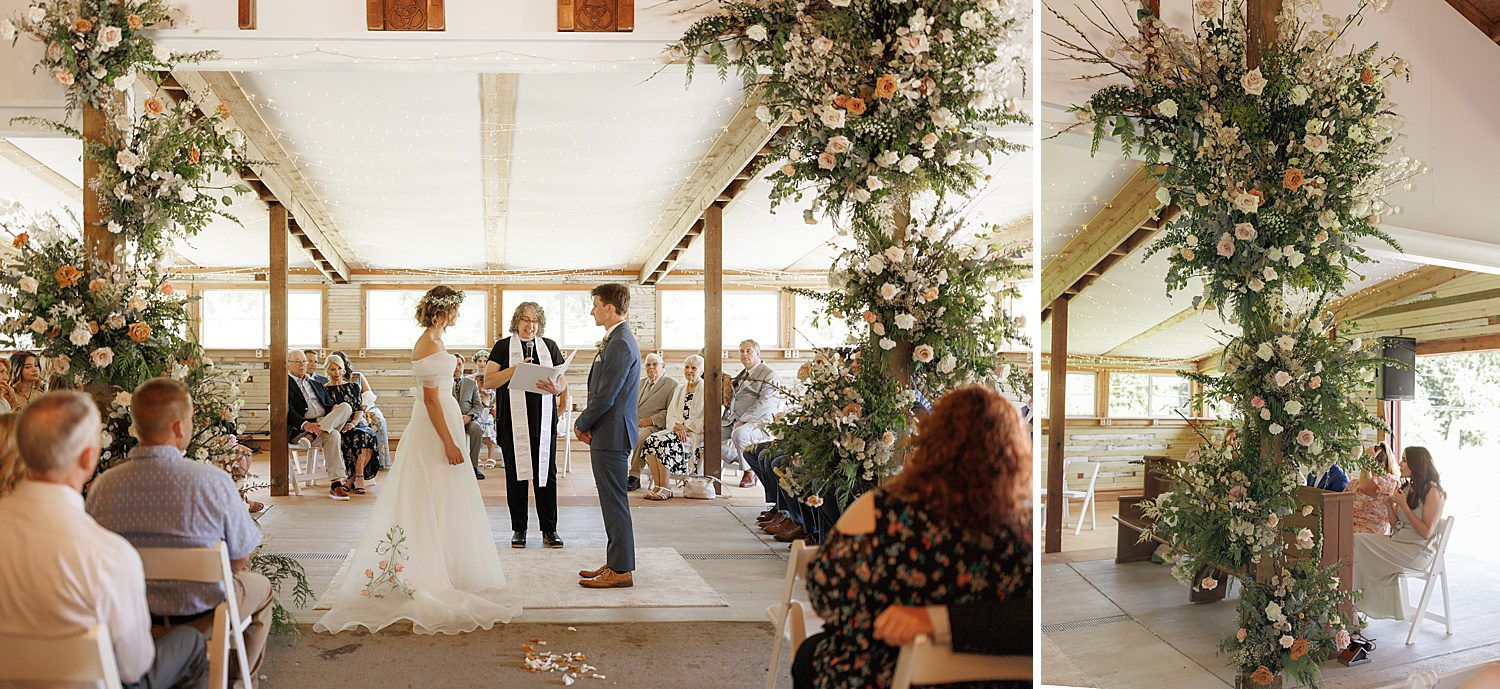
[640,355,705,501]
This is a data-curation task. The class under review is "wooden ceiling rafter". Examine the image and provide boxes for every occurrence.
[1327,265,1469,324]
[1040,164,1171,322]
[1444,0,1500,45]
[158,71,354,284]
[636,95,782,285]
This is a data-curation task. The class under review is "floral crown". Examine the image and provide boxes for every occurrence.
[420,291,464,308]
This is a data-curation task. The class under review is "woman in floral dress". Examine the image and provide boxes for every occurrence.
[795,385,1031,689]
[641,355,705,501]
[1352,443,1400,535]
[325,357,380,491]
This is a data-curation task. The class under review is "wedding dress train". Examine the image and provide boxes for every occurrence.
[314,351,520,634]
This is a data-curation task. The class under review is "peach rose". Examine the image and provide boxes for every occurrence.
[12,232,28,249]
[55,264,82,288]
[845,97,867,116]
[143,98,165,117]
[1283,167,1304,191]
[128,322,153,343]
[160,282,175,296]
[217,103,231,118]
[73,18,94,33]
[1290,638,1309,660]
[187,148,200,164]
[127,14,144,29]
[1360,66,1374,84]
[88,278,107,292]
[923,286,939,302]
[56,71,75,86]
[862,311,878,323]
[873,74,899,99]
[1251,666,1275,686]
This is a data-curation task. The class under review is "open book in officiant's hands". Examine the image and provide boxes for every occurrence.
[510,349,578,394]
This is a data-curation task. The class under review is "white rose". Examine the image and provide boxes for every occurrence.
[931,107,958,129]
[1289,84,1311,105]
[1284,400,1303,416]
[826,135,852,154]
[820,107,846,129]
[943,150,962,165]
[879,283,900,300]
[754,105,772,123]
[91,347,115,368]
[99,26,122,49]
[817,152,837,170]
[866,176,885,191]
[113,72,136,92]
[879,338,896,351]
[69,326,91,347]
[0,19,16,42]
[883,246,904,264]
[920,133,938,148]
[1265,601,1283,621]
[1280,635,1295,649]
[851,188,871,203]
[152,44,172,62]
[865,255,887,274]
[1155,187,1171,206]
[913,344,935,363]
[828,0,850,6]
[898,155,920,173]
[812,36,834,54]
[894,313,916,330]
[876,150,899,167]
[30,317,48,334]
[28,7,46,23]
[1277,335,1295,351]
[871,321,886,336]
[1260,408,1272,420]
[19,276,38,293]
[1157,99,1178,117]
[1232,191,1261,214]
[178,185,198,202]
[746,24,767,41]
[1304,133,1331,154]
[1274,370,1292,387]
[129,295,148,312]
[1263,266,1278,281]
[1269,423,1284,435]
[937,354,957,373]
[107,313,126,329]
[1241,68,1267,96]
[959,10,984,29]
[116,150,142,173]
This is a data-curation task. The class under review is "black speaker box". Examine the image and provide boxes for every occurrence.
[1379,336,1416,401]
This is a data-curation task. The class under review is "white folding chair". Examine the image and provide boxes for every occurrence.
[1407,659,1500,688]
[288,443,325,495]
[1065,461,1101,535]
[137,542,253,689]
[765,540,823,689]
[1398,515,1456,645]
[0,623,121,687]
[560,409,574,477]
[890,635,1032,689]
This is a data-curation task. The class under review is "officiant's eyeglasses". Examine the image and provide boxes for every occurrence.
[518,317,540,324]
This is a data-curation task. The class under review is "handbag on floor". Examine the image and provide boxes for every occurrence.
[682,475,722,500]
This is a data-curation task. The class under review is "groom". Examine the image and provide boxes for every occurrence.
[574,283,641,589]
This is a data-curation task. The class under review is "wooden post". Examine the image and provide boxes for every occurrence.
[1246,0,1282,70]
[890,197,914,388]
[238,0,256,29]
[1045,296,1069,554]
[269,203,290,496]
[81,105,120,267]
[702,203,724,480]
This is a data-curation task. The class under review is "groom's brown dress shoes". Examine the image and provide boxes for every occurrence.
[579,569,633,589]
[579,564,610,579]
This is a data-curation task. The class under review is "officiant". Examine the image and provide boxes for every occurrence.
[483,302,569,550]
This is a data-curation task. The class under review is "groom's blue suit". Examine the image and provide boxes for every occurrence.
[575,321,641,572]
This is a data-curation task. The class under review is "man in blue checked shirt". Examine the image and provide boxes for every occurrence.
[87,377,275,679]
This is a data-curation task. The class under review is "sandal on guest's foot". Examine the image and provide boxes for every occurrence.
[644,488,672,501]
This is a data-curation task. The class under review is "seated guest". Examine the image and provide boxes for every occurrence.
[722,339,781,488]
[794,385,1031,689]
[453,357,486,480]
[0,391,208,689]
[628,353,680,491]
[324,356,380,492]
[1308,462,1349,492]
[1,351,46,411]
[1353,446,1447,621]
[333,351,391,470]
[873,596,1032,656]
[641,355,705,501]
[87,378,275,680]
[287,349,354,500]
[1353,443,1401,535]
[305,349,329,384]
[0,412,19,498]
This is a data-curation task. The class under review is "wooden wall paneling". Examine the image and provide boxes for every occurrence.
[238,0,255,29]
[557,0,633,32]
[368,0,445,31]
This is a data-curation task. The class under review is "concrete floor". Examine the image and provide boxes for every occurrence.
[1042,551,1500,689]
[247,453,802,687]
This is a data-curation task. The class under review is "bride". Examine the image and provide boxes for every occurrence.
[314,286,520,634]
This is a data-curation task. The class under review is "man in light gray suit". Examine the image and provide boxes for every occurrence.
[723,339,781,488]
[452,357,486,480]
[573,283,641,589]
[627,353,681,491]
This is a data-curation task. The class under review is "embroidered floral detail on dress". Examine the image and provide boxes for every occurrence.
[361,525,415,599]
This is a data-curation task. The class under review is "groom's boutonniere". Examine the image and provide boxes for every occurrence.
[595,334,610,355]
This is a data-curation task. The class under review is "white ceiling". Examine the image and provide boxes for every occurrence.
[1040,1,1500,361]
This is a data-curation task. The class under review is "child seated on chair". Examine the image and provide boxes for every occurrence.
[1351,446,1447,621]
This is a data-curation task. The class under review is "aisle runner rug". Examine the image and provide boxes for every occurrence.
[315,547,728,610]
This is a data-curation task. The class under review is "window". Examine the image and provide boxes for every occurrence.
[660,290,781,350]
[365,289,489,349]
[1038,371,1097,418]
[793,293,852,349]
[1109,372,1192,417]
[199,289,322,349]
[500,290,600,349]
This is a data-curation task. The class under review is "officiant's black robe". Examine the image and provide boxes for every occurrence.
[489,335,565,533]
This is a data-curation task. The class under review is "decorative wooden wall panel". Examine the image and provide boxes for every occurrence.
[367,0,445,31]
[238,0,255,29]
[558,0,634,32]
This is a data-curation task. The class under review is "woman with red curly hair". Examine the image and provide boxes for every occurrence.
[793,385,1032,689]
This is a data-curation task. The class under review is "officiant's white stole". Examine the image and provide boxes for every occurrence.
[508,336,555,487]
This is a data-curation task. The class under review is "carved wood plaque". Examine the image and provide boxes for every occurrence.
[558,0,634,32]
[367,0,446,31]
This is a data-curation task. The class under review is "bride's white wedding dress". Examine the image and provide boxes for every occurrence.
[314,350,520,634]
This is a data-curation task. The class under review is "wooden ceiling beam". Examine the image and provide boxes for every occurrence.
[1327,265,1468,323]
[1040,165,1167,321]
[1444,0,1500,44]
[166,70,354,284]
[1102,305,1205,357]
[636,97,779,285]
